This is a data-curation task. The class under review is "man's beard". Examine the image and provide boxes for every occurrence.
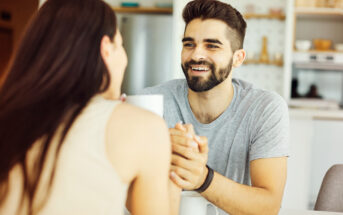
[181,59,233,92]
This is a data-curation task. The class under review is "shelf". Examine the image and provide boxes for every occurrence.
[112,7,172,14]
[112,9,284,18]
[243,60,284,67]
[295,7,343,18]
[294,62,343,71]
[243,13,286,20]
[294,50,343,54]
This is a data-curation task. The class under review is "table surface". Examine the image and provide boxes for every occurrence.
[279,209,343,215]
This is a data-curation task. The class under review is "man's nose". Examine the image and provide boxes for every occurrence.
[191,46,206,61]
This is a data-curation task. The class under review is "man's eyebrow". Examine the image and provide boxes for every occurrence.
[204,39,223,45]
[182,37,194,42]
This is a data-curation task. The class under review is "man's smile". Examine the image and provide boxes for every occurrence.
[190,65,210,75]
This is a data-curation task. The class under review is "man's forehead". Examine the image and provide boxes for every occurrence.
[184,18,231,42]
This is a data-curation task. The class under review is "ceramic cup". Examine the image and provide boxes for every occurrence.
[179,191,219,215]
[125,94,163,117]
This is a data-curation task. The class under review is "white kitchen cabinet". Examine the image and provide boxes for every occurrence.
[283,114,313,209]
[308,119,343,208]
[283,109,343,210]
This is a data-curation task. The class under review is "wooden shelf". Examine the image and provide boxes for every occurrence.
[112,9,285,18]
[294,50,343,54]
[243,60,284,67]
[112,7,172,14]
[295,7,343,17]
[294,62,343,71]
[243,13,286,20]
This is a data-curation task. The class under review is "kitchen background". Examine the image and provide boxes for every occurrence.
[1,0,343,211]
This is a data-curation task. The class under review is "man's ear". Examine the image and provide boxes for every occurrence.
[100,35,112,63]
[232,49,246,68]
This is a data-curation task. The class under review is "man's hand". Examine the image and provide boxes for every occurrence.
[169,123,209,190]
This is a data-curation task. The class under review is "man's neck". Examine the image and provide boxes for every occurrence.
[188,76,234,124]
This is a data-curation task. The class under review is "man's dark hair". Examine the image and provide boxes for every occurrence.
[182,0,247,51]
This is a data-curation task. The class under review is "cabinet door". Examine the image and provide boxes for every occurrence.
[283,117,314,210]
[309,119,343,209]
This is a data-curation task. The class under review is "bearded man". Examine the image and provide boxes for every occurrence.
[139,0,290,214]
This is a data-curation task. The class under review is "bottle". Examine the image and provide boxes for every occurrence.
[259,36,270,64]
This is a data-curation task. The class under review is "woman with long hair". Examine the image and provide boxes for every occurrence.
[0,0,181,214]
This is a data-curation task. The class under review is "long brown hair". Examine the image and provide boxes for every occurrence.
[0,0,116,213]
[183,0,247,51]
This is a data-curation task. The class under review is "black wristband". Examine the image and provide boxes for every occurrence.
[194,165,214,193]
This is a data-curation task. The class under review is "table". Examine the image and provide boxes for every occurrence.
[279,209,343,215]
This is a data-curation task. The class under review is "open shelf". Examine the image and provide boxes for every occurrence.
[111,9,285,18]
[295,7,343,18]
[243,13,286,20]
[294,62,343,71]
[112,7,172,14]
[243,60,284,67]
[294,50,343,54]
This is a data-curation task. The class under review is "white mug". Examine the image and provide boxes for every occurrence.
[179,191,219,215]
[125,94,163,117]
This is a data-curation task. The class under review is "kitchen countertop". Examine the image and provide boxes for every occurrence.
[279,209,343,215]
[289,107,343,121]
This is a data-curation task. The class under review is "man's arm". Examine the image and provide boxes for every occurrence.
[169,124,287,215]
[200,157,287,215]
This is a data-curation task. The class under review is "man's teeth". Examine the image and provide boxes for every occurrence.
[192,67,209,71]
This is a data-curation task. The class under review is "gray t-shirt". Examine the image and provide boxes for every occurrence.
[140,78,290,215]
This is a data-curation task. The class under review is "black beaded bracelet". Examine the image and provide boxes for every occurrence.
[194,165,214,193]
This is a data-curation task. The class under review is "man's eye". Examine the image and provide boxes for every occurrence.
[207,44,219,49]
[184,43,195,48]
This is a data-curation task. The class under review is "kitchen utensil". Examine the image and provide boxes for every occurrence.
[179,191,219,215]
[296,40,311,51]
[313,39,332,51]
[120,1,139,7]
[125,95,163,117]
[335,43,343,52]
[259,36,269,63]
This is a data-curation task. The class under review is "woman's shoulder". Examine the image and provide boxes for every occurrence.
[105,102,171,183]
[109,102,167,134]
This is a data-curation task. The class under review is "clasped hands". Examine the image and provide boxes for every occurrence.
[169,123,209,190]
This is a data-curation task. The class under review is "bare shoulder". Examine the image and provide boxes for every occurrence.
[109,103,168,138]
[105,103,171,183]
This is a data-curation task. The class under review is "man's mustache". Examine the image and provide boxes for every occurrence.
[184,60,212,68]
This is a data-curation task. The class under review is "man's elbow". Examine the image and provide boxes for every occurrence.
[252,189,283,215]
[263,192,283,215]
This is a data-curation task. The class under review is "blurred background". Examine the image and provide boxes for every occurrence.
[1,0,343,211]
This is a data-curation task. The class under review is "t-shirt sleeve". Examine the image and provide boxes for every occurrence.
[249,92,290,161]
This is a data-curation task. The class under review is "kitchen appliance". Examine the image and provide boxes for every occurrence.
[292,52,343,107]
[293,51,343,70]
[119,14,173,95]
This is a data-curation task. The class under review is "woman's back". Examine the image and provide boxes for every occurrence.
[0,0,179,213]
[2,96,128,214]
[2,95,173,215]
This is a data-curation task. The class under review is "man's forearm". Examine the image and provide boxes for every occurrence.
[201,172,282,215]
